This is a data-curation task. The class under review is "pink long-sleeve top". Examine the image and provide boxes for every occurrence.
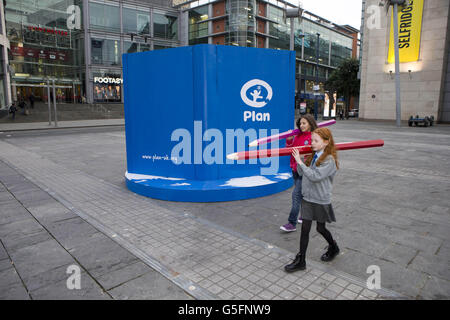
[285,131,312,170]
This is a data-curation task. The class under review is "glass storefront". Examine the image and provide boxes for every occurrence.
[5,0,83,101]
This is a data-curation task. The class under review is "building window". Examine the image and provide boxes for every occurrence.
[123,41,151,54]
[330,36,352,67]
[123,7,150,35]
[189,5,208,44]
[153,44,172,50]
[91,39,120,66]
[89,2,120,32]
[153,13,178,40]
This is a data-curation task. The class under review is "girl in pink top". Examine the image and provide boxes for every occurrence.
[280,114,318,232]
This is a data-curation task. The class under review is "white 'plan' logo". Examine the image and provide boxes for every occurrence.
[240,79,273,108]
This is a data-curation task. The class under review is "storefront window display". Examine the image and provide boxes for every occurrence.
[93,73,122,102]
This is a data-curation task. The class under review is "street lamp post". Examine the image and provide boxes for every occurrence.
[285,6,304,113]
[314,33,320,120]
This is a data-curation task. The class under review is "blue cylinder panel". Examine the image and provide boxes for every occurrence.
[122,44,295,202]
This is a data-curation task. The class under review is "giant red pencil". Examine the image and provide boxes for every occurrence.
[227,140,384,160]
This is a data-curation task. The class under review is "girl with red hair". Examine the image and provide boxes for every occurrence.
[285,127,340,272]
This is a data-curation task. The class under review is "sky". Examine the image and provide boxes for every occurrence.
[288,0,363,30]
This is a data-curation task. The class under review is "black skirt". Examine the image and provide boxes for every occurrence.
[300,199,336,223]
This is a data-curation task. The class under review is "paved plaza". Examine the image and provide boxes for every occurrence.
[0,120,449,300]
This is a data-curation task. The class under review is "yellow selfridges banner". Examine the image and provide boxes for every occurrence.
[388,0,424,63]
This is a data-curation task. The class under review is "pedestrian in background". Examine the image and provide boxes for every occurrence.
[280,114,318,232]
[285,127,340,272]
[29,92,35,109]
[9,102,17,120]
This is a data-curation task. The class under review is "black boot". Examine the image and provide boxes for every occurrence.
[321,241,339,262]
[284,253,306,272]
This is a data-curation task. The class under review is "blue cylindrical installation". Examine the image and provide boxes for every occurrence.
[123,44,295,202]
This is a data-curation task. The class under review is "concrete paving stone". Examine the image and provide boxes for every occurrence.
[258,290,276,300]
[320,288,340,300]
[333,277,350,288]
[426,205,449,215]
[346,283,364,294]
[0,204,32,226]
[30,271,111,300]
[301,272,319,283]
[407,252,450,281]
[9,239,74,280]
[93,260,154,291]
[0,245,8,261]
[299,289,316,300]
[237,290,254,300]
[217,278,233,289]
[246,283,264,296]
[417,276,450,300]
[207,284,224,295]
[26,202,77,224]
[309,269,324,277]
[0,267,23,287]
[331,249,425,298]
[0,191,15,203]
[224,283,244,296]
[327,283,345,295]
[2,182,38,194]
[313,277,333,288]
[255,278,273,289]
[340,289,359,300]
[198,278,214,289]
[45,216,102,250]
[0,281,30,300]
[435,243,450,259]
[278,290,297,299]
[274,277,292,289]
[2,228,53,253]
[13,190,54,207]
[378,243,420,266]
[360,288,379,299]
[307,283,325,295]
[321,273,337,282]
[21,262,78,292]
[0,216,43,239]
[218,290,234,300]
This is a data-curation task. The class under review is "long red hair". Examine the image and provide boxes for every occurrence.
[304,128,339,169]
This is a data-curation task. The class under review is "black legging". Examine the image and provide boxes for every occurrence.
[299,219,334,256]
